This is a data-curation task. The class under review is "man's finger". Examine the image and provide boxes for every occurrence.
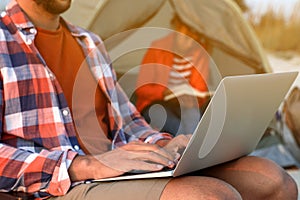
[120,141,176,161]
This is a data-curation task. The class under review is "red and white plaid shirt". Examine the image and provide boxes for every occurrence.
[0,1,172,198]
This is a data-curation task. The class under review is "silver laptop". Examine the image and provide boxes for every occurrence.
[95,71,298,182]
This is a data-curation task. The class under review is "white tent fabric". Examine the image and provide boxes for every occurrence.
[64,0,271,76]
[169,0,271,73]
[63,0,166,40]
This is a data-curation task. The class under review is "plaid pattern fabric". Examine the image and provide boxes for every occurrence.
[0,0,172,198]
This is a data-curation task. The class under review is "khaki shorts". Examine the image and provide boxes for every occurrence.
[49,178,171,200]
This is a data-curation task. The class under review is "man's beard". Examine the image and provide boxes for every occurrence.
[33,0,71,15]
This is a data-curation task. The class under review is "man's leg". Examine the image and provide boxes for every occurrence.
[49,179,170,200]
[197,156,298,200]
[49,176,242,200]
[161,176,242,200]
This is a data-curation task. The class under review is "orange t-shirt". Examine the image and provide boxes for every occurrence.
[34,22,110,140]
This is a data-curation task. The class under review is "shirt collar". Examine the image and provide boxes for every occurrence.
[6,0,35,30]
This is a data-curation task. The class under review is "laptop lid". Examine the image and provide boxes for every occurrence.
[173,71,298,176]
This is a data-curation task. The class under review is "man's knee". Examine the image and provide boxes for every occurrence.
[161,176,242,200]
[233,156,298,199]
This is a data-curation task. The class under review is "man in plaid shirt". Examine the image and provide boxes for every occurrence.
[0,0,297,199]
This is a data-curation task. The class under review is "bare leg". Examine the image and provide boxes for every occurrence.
[161,176,242,200]
[199,156,298,200]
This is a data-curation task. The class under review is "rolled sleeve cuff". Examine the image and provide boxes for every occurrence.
[46,150,78,196]
[144,133,173,144]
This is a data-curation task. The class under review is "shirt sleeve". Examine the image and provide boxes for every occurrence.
[88,33,173,145]
[0,62,78,197]
[0,143,77,196]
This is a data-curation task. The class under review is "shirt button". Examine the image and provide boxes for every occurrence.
[29,28,37,34]
[62,110,69,116]
[74,145,80,151]
[26,39,32,45]
[0,12,6,17]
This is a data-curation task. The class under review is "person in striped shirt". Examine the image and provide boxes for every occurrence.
[0,1,297,200]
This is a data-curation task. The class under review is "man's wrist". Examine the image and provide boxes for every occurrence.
[68,155,92,182]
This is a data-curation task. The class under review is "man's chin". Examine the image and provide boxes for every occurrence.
[34,0,72,15]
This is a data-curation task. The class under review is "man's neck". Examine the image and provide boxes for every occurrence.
[16,0,60,31]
